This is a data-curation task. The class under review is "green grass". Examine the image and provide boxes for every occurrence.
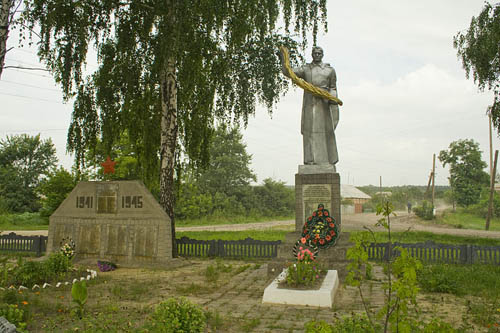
[351,230,500,246]
[0,213,49,231]
[434,210,500,231]
[178,228,500,245]
[418,263,500,297]
[175,214,293,227]
[177,227,293,241]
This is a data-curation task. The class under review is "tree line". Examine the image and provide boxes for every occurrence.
[0,128,294,221]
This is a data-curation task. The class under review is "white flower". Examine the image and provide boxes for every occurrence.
[72,279,78,284]
[56,282,62,288]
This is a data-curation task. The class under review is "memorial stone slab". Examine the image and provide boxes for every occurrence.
[48,181,172,266]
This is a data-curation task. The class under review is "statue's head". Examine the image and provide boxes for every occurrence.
[311,46,324,63]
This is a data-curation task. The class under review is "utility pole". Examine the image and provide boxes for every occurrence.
[379,176,382,192]
[431,153,436,209]
[486,150,498,231]
[489,113,494,187]
[425,172,432,198]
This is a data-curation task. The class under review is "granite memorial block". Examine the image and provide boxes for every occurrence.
[48,180,172,266]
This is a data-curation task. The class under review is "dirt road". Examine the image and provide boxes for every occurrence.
[5,210,500,238]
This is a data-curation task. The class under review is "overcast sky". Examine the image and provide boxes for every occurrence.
[1,0,497,187]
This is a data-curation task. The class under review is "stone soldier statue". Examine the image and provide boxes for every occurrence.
[280,46,341,169]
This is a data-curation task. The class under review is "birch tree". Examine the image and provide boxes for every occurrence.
[454,3,500,129]
[0,0,20,78]
[20,0,328,256]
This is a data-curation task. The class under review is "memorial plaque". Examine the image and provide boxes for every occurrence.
[48,180,173,266]
[97,183,118,214]
[302,184,332,223]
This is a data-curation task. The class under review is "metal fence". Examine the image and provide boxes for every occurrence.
[0,232,48,256]
[176,237,281,258]
[1,232,499,265]
[367,241,500,265]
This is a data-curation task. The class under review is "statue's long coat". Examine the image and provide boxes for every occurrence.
[291,62,339,165]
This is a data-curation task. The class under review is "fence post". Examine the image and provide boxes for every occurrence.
[384,243,390,261]
[470,245,477,264]
[217,240,225,257]
[466,245,473,264]
[33,236,41,257]
[207,240,217,257]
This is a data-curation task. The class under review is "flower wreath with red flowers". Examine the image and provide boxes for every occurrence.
[299,204,339,251]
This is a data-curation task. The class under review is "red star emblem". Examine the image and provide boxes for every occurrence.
[101,156,117,174]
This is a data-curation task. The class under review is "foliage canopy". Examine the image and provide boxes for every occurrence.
[0,134,57,212]
[20,0,328,226]
[454,3,500,129]
[438,139,489,207]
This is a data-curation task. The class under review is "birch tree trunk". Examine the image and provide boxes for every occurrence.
[160,58,178,257]
[0,0,14,79]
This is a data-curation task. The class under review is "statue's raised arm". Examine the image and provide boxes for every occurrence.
[279,46,342,167]
[279,46,343,106]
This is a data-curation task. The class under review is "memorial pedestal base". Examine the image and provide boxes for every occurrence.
[262,269,339,308]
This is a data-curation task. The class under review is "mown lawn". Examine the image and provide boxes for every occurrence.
[433,210,500,231]
[179,229,500,246]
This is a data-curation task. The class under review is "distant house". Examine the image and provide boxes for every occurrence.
[341,184,371,214]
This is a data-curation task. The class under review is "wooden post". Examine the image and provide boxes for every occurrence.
[431,154,436,209]
[486,150,498,231]
[425,172,432,198]
[489,113,493,186]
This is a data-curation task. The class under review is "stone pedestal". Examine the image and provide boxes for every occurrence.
[269,169,352,279]
[295,170,341,233]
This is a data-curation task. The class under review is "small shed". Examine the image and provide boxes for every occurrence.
[341,184,371,213]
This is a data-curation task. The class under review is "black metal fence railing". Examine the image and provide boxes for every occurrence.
[176,237,281,258]
[1,233,499,265]
[367,241,500,265]
[0,232,48,256]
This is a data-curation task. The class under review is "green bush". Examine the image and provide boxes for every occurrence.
[417,264,500,298]
[0,304,27,331]
[148,297,206,332]
[45,252,71,275]
[413,200,434,220]
[304,319,333,333]
[464,187,500,218]
[305,314,379,333]
[305,315,456,333]
[1,289,20,304]
[417,264,461,295]
[13,260,48,287]
[10,253,72,287]
[0,212,48,226]
[38,167,76,218]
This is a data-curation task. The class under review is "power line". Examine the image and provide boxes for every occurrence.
[5,56,46,68]
[0,91,64,104]
[3,67,52,78]
[0,128,67,134]
[0,79,61,92]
